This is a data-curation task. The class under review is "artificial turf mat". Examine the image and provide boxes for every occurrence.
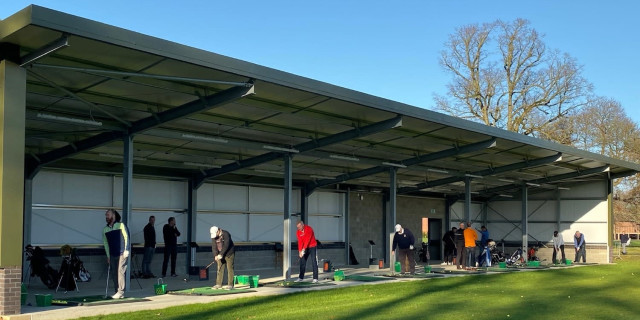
[51,295,149,306]
[482,267,521,272]
[264,280,335,288]
[378,273,445,278]
[343,275,395,282]
[168,287,255,296]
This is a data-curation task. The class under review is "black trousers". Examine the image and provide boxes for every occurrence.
[455,242,466,267]
[444,244,455,263]
[298,246,318,280]
[552,245,566,264]
[162,245,177,275]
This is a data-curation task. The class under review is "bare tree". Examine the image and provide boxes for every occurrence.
[436,19,592,135]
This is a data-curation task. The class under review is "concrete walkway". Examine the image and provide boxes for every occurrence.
[18,261,575,320]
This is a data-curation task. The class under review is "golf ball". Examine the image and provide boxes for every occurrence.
[83,299,86,302]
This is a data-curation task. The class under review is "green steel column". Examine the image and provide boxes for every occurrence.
[607,175,614,263]
[0,60,26,267]
[283,154,292,280]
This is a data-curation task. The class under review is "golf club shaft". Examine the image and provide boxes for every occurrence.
[205,260,216,269]
[105,262,110,298]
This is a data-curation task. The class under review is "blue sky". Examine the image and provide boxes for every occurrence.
[2,1,639,122]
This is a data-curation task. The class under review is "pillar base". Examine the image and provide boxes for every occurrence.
[0,266,22,316]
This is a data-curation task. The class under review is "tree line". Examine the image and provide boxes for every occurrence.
[435,18,640,223]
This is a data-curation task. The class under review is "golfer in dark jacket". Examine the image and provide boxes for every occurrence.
[442,227,457,265]
[392,224,415,274]
[210,226,235,289]
[162,217,180,277]
[142,216,156,278]
[454,222,466,269]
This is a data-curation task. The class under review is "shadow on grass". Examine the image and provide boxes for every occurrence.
[79,260,640,320]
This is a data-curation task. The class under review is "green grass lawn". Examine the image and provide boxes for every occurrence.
[79,248,640,320]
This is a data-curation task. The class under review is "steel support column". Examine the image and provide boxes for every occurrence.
[464,178,471,223]
[122,135,133,291]
[556,189,561,233]
[388,168,397,273]
[300,189,309,224]
[521,183,529,262]
[282,154,293,280]
[22,178,33,279]
[607,175,614,263]
[345,189,350,266]
[186,179,198,274]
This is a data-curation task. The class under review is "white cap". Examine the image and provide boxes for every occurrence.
[210,226,219,238]
[395,224,402,232]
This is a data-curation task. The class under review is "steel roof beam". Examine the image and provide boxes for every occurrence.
[398,152,562,194]
[477,165,610,197]
[25,84,254,178]
[306,138,497,194]
[194,115,403,188]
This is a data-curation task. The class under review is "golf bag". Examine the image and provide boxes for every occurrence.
[73,255,91,282]
[25,245,58,289]
[58,255,77,291]
[506,248,523,266]
[417,242,429,263]
[488,241,506,265]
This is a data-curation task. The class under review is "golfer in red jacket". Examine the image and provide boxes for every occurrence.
[295,220,318,283]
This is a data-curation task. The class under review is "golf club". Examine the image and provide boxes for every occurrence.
[204,259,216,269]
[104,263,110,299]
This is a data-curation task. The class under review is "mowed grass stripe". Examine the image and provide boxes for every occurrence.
[79,249,640,320]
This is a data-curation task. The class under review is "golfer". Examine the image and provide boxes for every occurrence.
[162,217,181,277]
[210,226,235,289]
[552,231,566,264]
[102,209,130,299]
[392,224,416,274]
[142,215,156,278]
[574,231,586,263]
[295,220,319,283]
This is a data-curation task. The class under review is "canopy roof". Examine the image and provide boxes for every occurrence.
[2,5,638,200]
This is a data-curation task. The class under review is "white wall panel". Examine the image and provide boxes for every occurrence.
[196,213,248,242]
[450,201,483,226]
[567,223,608,243]
[31,208,105,245]
[213,185,247,211]
[563,181,606,198]
[197,184,214,210]
[113,178,185,209]
[527,201,556,221]
[249,187,284,212]
[248,214,284,241]
[32,171,64,205]
[487,201,521,220]
[314,192,344,215]
[308,215,343,241]
[561,200,607,222]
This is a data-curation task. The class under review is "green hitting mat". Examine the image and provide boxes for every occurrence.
[378,273,445,278]
[431,269,487,274]
[343,275,395,282]
[168,287,256,296]
[51,295,149,306]
[482,267,521,272]
[265,280,335,288]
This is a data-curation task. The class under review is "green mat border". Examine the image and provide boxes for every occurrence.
[51,296,149,306]
[378,273,446,278]
[168,287,256,296]
[343,275,395,282]
[264,281,335,288]
[483,267,521,272]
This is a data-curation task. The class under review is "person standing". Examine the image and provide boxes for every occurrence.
[574,230,586,263]
[142,216,156,278]
[102,209,130,299]
[620,232,630,255]
[454,222,466,269]
[463,222,478,270]
[552,231,566,264]
[442,227,457,265]
[162,217,181,277]
[392,224,416,275]
[210,226,235,289]
[295,220,319,283]
[477,226,490,267]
